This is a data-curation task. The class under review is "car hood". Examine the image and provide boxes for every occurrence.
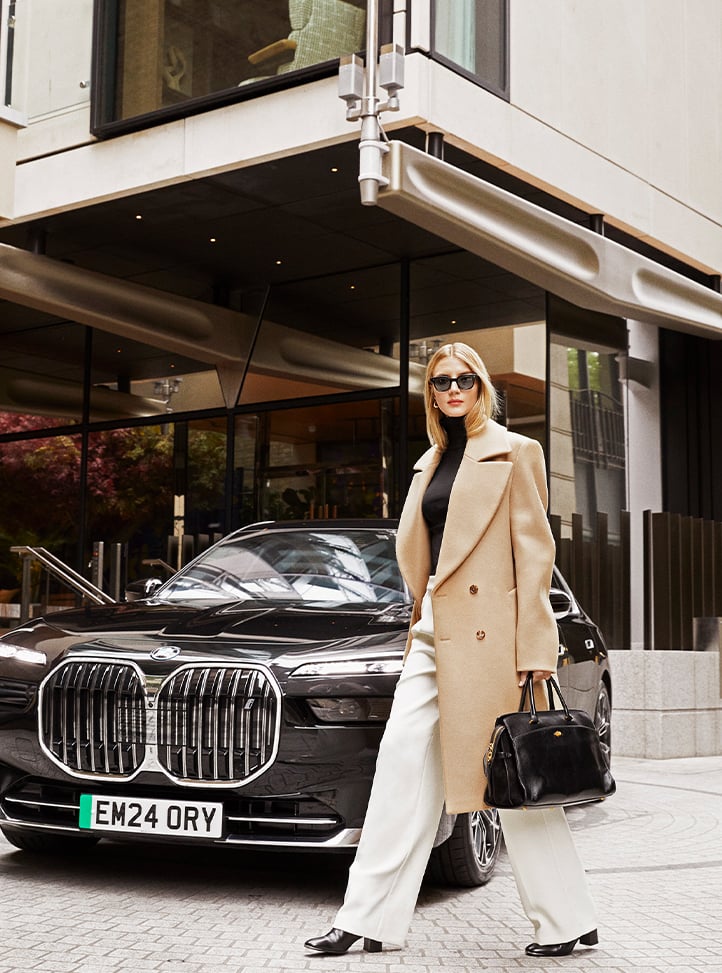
[3,600,411,677]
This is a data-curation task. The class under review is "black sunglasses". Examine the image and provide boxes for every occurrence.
[429,373,479,392]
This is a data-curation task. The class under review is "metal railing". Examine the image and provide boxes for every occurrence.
[11,545,115,624]
[569,389,625,470]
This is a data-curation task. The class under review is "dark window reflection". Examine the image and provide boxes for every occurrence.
[107,0,367,123]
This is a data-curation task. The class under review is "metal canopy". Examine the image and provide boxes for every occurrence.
[0,242,404,411]
[0,242,255,407]
[375,141,722,339]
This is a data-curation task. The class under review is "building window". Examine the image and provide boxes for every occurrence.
[548,296,629,650]
[1,0,17,110]
[93,0,368,133]
[430,0,508,98]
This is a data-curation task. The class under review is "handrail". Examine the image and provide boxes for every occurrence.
[11,546,115,623]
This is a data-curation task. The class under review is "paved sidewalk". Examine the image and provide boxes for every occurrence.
[1,755,721,973]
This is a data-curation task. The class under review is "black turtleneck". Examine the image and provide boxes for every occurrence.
[421,415,467,573]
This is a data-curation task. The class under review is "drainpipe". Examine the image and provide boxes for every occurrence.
[339,0,404,206]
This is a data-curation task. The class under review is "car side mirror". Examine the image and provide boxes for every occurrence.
[125,577,164,602]
[549,587,573,618]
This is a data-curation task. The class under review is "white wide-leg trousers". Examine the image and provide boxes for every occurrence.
[334,580,597,948]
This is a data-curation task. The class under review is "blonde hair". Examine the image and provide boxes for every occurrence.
[424,342,498,447]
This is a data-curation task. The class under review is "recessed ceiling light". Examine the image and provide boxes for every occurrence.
[135,214,142,220]
[350,285,356,290]
[451,319,457,325]
[330,167,339,173]
[209,237,217,243]
[275,259,282,266]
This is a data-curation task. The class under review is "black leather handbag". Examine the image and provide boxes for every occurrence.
[483,674,616,809]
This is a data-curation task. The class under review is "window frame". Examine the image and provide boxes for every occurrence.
[90,0,375,139]
[428,0,509,101]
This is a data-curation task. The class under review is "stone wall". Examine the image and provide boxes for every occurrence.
[609,648,722,758]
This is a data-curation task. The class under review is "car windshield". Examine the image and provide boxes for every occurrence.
[157,527,410,607]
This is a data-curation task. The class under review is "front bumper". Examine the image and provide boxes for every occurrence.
[0,777,363,850]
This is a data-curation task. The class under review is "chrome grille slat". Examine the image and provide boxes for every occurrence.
[100,664,112,774]
[178,668,194,779]
[209,668,224,781]
[75,664,84,771]
[58,664,74,767]
[40,660,279,786]
[109,666,125,775]
[227,669,242,780]
[194,668,210,779]
[87,663,102,773]
[243,671,256,779]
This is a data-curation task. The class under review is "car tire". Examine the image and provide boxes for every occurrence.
[594,682,612,762]
[427,809,503,887]
[0,827,100,855]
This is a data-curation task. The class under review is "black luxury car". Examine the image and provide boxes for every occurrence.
[0,521,611,887]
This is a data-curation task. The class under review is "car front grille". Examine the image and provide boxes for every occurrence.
[41,662,146,776]
[155,667,278,783]
[39,660,281,786]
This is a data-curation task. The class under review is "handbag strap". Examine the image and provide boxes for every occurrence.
[518,673,574,724]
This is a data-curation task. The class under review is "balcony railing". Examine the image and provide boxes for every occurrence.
[569,389,625,470]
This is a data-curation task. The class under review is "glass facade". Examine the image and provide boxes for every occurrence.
[95,0,368,128]
[548,297,629,649]
[407,251,547,478]
[0,431,82,603]
[0,255,629,643]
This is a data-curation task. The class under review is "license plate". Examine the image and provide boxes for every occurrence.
[79,794,223,838]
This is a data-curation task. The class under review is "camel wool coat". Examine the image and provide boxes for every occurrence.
[395,417,559,814]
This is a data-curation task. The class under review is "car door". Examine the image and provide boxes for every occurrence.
[552,569,603,717]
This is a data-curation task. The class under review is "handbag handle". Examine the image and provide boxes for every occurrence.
[518,673,574,725]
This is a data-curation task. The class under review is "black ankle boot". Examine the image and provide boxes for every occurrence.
[304,927,382,955]
[525,929,598,957]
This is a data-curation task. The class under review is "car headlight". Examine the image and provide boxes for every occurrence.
[0,644,47,665]
[307,697,393,723]
[291,659,403,677]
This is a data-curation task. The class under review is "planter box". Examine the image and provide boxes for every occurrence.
[609,647,722,758]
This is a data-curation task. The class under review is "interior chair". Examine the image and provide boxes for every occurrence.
[242,0,366,84]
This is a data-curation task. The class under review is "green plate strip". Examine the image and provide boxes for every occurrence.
[78,793,93,829]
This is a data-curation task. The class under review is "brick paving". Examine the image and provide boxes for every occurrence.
[1,755,721,973]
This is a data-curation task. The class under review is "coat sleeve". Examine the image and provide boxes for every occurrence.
[509,437,559,673]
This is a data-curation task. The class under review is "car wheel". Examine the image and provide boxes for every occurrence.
[594,683,612,762]
[0,827,100,855]
[427,809,502,887]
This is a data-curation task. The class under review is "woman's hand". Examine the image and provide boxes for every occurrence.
[518,669,553,687]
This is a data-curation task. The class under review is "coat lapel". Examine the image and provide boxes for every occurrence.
[433,419,514,588]
[397,419,515,597]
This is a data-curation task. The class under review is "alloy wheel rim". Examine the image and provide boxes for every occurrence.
[470,808,501,866]
[595,688,612,761]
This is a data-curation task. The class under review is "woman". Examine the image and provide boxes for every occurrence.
[305,342,598,958]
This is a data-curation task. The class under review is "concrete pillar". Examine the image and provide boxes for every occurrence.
[624,320,662,650]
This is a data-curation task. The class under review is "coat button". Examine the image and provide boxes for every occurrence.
[476,630,486,640]
[469,584,478,594]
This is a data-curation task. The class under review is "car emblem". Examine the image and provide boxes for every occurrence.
[150,645,181,661]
